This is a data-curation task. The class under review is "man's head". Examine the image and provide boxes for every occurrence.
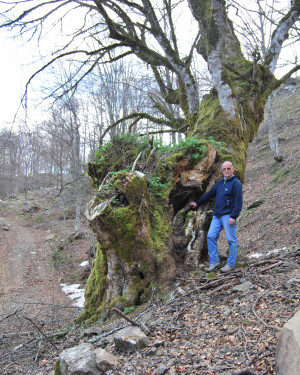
[222,161,234,179]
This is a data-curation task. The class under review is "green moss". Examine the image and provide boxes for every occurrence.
[271,168,292,184]
[157,152,184,183]
[33,213,44,223]
[75,244,108,324]
[150,206,171,255]
[54,361,61,375]
[190,92,244,179]
[125,175,149,205]
[80,169,174,322]
[87,134,150,189]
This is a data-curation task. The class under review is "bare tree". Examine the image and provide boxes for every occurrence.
[0,129,20,197]
[40,98,87,231]
[0,126,51,200]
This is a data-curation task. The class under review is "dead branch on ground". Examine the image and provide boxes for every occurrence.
[111,307,150,335]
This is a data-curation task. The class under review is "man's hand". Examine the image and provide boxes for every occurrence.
[229,218,236,225]
[189,202,198,209]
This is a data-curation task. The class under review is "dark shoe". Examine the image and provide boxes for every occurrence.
[220,265,235,273]
[206,262,221,272]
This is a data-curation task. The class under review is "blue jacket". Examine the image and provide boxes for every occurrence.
[196,175,243,219]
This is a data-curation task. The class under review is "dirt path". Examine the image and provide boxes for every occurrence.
[0,213,80,374]
[0,213,78,323]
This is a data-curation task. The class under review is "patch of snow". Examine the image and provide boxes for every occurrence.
[248,253,264,259]
[61,283,85,308]
[266,247,287,256]
[80,260,89,267]
[247,247,288,259]
[134,171,145,178]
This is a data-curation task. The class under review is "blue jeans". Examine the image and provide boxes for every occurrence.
[207,215,238,267]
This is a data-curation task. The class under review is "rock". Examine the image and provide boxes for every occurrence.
[59,343,99,375]
[0,218,9,231]
[151,364,169,375]
[225,368,259,375]
[275,310,300,375]
[177,287,185,295]
[247,199,263,209]
[113,326,150,353]
[45,234,55,241]
[232,281,253,292]
[94,348,119,372]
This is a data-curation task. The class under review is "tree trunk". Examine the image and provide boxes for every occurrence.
[81,63,277,323]
[266,94,282,162]
[81,139,226,323]
[78,0,299,323]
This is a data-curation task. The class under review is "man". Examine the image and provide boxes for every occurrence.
[189,161,243,273]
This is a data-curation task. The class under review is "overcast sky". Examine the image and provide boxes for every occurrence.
[0,32,24,128]
[0,1,298,132]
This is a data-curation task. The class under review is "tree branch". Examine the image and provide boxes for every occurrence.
[265,3,300,72]
[23,316,59,352]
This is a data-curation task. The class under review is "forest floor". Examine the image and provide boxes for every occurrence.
[0,80,299,374]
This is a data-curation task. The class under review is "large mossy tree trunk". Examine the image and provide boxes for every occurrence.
[80,139,224,322]
[78,1,299,323]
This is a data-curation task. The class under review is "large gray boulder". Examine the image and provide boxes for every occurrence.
[275,310,300,375]
[58,343,119,374]
[114,326,150,353]
[59,343,98,375]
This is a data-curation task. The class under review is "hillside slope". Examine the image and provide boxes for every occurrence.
[0,79,299,375]
[227,79,300,256]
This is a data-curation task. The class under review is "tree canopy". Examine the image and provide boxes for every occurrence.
[1,1,299,138]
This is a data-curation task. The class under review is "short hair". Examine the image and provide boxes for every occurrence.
[222,161,234,168]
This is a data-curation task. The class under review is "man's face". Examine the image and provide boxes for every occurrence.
[222,162,234,178]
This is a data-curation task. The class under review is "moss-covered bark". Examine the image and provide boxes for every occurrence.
[78,136,222,323]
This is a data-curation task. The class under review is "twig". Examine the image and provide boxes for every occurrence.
[251,293,281,331]
[241,324,251,362]
[12,338,37,353]
[23,316,59,352]
[249,259,279,268]
[89,325,128,343]
[207,281,236,295]
[2,329,70,339]
[111,307,150,335]
[98,172,111,192]
[247,349,275,366]
[257,261,283,274]
[34,336,43,362]
[168,274,240,303]
[9,300,77,308]
[131,151,142,172]
[171,302,192,322]
[0,307,23,323]
[136,304,156,320]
